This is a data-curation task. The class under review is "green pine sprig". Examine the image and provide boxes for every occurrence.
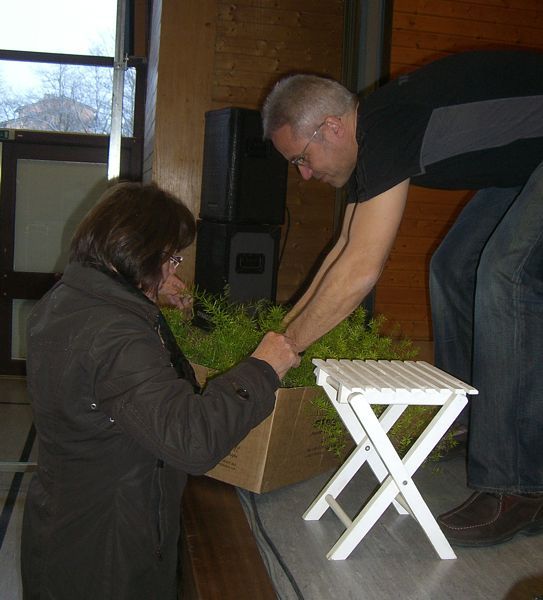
[163,291,453,460]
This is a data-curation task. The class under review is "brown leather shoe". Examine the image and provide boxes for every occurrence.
[437,491,543,547]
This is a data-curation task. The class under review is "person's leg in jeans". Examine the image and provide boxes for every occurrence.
[469,162,543,493]
[436,160,543,546]
[429,187,519,425]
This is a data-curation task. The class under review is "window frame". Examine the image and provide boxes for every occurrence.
[0,48,147,142]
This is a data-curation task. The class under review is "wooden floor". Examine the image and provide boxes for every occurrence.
[3,376,543,600]
[181,476,276,599]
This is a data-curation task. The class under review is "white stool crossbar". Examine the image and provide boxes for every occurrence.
[303,359,478,560]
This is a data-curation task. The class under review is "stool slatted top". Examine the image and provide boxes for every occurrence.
[312,359,478,402]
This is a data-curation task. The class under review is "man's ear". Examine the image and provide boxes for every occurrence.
[324,115,344,138]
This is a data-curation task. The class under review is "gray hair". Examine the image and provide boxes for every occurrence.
[261,74,358,139]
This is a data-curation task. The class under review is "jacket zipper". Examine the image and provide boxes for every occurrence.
[155,459,164,561]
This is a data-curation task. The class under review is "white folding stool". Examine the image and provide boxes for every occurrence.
[303,359,478,560]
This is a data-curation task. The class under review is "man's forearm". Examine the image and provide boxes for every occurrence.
[285,266,375,351]
[285,180,409,352]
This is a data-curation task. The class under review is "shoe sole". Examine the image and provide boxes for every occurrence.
[446,520,543,548]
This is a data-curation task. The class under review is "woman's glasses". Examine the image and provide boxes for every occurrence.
[168,255,183,268]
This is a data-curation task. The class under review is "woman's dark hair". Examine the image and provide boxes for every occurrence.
[70,181,196,295]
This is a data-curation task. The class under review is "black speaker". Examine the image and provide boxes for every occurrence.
[194,220,280,304]
[199,107,288,225]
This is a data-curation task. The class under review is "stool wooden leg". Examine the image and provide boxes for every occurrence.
[304,403,409,521]
[327,473,403,560]
[327,394,466,560]
[401,393,468,469]
[307,360,477,562]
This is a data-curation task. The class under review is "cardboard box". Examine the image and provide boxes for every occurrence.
[192,364,346,494]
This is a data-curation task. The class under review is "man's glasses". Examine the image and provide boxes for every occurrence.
[290,121,326,167]
[168,255,183,268]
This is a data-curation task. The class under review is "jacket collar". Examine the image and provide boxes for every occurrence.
[61,262,159,325]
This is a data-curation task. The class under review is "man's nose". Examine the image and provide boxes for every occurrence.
[297,165,313,180]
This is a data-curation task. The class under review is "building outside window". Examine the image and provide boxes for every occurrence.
[0,0,137,136]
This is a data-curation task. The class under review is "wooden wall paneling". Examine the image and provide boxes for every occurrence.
[377,311,433,339]
[393,13,543,50]
[377,285,429,306]
[151,0,218,283]
[379,268,427,288]
[218,0,343,10]
[146,0,344,298]
[397,217,455,239]
[275,173,336,304]
[376,0,543,341]
[212,1,344,306]
[394,0,543,31]
[392,30,510,57]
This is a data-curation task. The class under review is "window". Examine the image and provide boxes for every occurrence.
[0,0,117,56]
[0,0,138,136]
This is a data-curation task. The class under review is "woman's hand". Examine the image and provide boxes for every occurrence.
[251,332,301,380]
[158,273,193,314]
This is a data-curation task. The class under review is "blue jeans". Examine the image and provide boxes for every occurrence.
[430,159,543,493]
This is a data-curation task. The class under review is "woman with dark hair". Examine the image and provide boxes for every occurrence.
[21,182,299,600]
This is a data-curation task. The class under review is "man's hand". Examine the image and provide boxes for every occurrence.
[251,332,301,380]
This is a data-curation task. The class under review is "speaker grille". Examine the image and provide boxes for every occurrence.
[194,221,280,303]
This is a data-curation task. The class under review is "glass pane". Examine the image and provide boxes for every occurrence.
[14,159,108,273]
[0,0,117,56]
[0,62,135,136]
[11,299,37,360]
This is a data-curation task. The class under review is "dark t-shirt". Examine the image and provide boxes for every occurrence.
[347,50,543,203]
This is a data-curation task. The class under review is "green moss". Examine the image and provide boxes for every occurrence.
[163,291,453,460]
